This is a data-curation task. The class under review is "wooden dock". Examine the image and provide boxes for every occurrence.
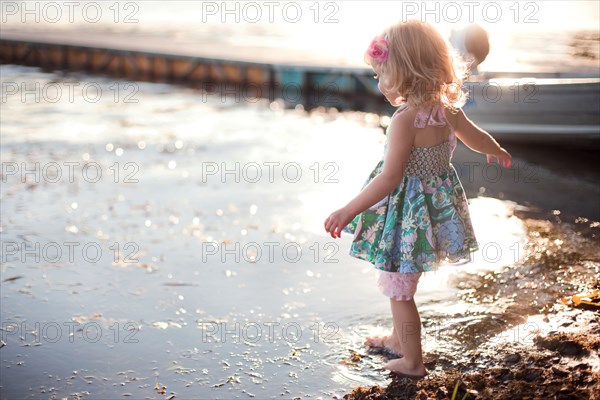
[1,30,598,144]
[0,30,390,113]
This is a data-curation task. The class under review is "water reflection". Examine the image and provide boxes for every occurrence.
[1,65,587,398]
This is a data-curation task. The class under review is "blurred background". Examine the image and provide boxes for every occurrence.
[2,0,599,72]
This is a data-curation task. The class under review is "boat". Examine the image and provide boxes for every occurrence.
[462,73,600,144]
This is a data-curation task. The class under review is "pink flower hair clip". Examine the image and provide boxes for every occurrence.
[367,35,389,63]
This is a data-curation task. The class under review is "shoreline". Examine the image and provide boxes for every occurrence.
[0,62,598,399]
[2,27,599,75]
[342,208,600,399]
[0,29,364,69]
[2,30,599,147]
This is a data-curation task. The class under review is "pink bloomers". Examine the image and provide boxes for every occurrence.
[376,270,422,301]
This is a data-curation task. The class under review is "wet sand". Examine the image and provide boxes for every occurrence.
[343,212,600,399]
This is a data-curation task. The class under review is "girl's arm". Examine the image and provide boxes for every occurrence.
[452,109,512,167]
[324,112,415,238]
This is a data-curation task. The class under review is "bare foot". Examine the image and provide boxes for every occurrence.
[383,358,426,378]
[364,334,403,356]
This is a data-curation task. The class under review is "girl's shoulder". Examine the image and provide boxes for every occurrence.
[390,104,418,129]
[392,102,452,126]
[390,104,418,127]
[441,105,462,127]
[386,105,419,141]
[390,102,464,133]
[391,104,411,119]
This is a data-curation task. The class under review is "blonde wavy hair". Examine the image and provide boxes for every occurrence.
[365,20,469,112]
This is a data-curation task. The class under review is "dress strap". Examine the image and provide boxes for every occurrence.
[391,103,456,152]
[414,103,447,129]
[391,104,409,119]
[413,103,457,157]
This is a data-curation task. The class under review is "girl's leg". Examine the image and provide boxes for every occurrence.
[383,298,426,376]
[365,271,422,358]
[365,327,403,356]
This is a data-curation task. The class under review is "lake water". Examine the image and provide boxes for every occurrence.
[1,2,599,397]
[0,64,536,399]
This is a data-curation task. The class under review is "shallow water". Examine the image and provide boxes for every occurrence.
[0,65,596,399]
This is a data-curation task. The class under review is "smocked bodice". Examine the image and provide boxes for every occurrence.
[382,102,456,179]
[404,141,452,178]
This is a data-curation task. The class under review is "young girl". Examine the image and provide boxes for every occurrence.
[323,20,512,378]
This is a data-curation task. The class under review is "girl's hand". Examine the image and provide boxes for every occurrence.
[324,207,355,239]
[486,147,512,168]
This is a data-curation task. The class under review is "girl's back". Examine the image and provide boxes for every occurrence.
[393,103,454,148]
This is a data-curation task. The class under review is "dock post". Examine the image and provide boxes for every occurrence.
[268,67,276,102]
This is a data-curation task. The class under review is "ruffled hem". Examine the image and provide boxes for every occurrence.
[348,241,479,273]
[376,270,422,301]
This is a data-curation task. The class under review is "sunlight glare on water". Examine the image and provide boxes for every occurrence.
[4,0,580,381]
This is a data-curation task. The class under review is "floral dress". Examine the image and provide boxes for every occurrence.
[343,103,479,300]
